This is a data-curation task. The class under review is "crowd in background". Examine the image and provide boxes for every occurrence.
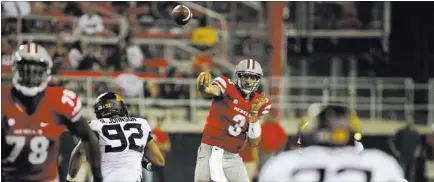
[1,2,434,182]
[1,2,226,104]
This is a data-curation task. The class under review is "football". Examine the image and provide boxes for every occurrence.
[171,5,192,26]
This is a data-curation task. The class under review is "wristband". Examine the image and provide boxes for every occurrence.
[142,160,164,171]
[248,121,261,139]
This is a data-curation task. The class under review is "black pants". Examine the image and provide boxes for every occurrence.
[155,169,166,182]
[400,158,416,182]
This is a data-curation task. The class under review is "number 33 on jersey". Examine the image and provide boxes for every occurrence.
[201,76,272,153]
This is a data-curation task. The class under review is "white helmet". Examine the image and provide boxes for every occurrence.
[234,59,263,94]
[12,43,53,96]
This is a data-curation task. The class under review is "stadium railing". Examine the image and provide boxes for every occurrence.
[2,74,432,128]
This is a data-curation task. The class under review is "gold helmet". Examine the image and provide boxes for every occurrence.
[298,104,361,147]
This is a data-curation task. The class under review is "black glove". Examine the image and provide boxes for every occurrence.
[142,157,164,171]
[142,157,153,171]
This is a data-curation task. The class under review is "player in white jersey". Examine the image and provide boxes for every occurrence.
[259,105,407,182]
[66,92,165,182]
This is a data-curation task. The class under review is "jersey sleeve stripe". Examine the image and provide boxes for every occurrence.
[260,104,272,115]
[214,77,227,88]
[261,110,270,115]
[213,82,226,94]
[72,98,82,116]
[213,79,227,94]
[263,104,272,111]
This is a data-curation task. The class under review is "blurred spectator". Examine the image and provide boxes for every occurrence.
[48,2,66,12]
[241,35,272,62]
[68,37,102,70]
[146,79,160,98]
[335,2,362,29]
[191,16,218,51]
[114,65,144,98]
[259,113,287,168]
[125,36,145,70]
[314,2,340,29]
[366,2,383,29]
[2,2,32,35]
[106,40,126,71]
[1,2,31,18]
[49,35,68,74]
[68,38,86,69]
[64,2,83,17]
[159,67,187,99]
[22,2,53,33]
[75,5,104,35]
[150,116,171,182]
[389,115,421,182]
[239,142,259,182]
[116,8,133,40]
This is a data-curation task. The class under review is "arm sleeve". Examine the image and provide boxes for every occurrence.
[55,89,83,123]
[212,76,228,95]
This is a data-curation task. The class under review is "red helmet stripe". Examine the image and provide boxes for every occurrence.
[247,59,251,69]
[252,59,255,69]
[27,43,31,53]
[34,44,38,53]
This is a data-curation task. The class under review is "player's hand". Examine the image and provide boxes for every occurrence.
[251,93,268,114]
[196,72,212,91]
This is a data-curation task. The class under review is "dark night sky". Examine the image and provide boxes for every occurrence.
[389,1,434,82]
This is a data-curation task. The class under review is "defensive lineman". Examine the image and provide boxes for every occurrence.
[259,105,407,182]
[66,92,165,182]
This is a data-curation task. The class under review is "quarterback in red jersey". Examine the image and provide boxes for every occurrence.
[1,43,102,182]
[194,59,271,182]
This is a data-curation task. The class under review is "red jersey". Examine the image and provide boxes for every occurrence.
[260,121,287,152]
[202,76,272,153]
[152,128,169,157]
[1,86,82,182]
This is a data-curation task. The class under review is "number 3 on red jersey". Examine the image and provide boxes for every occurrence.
[228,114,246,136]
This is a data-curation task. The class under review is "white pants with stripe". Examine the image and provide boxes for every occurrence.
[194,143,250,182]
